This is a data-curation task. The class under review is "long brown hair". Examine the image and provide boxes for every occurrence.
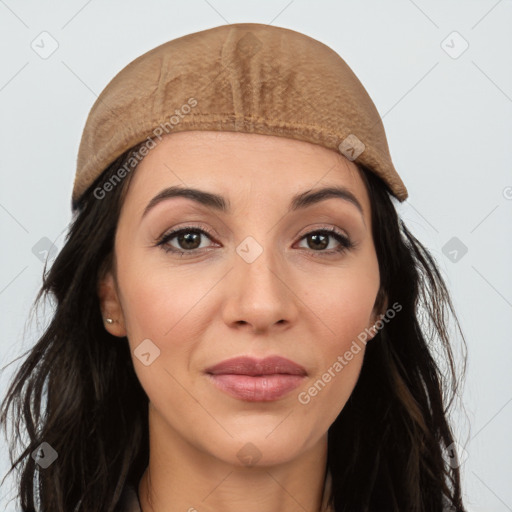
[1,143,468,511]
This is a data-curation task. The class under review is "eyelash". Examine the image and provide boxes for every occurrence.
[155,224,356,258]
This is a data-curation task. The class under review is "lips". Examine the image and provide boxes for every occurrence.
[205,356,307,376]
[205,356,307,402]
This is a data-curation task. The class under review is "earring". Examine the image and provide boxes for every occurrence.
[105,318,114,324]
[368,323,379,339]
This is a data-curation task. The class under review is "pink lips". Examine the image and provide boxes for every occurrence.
[205,356,307,402]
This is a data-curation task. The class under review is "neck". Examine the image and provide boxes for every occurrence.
[138,407,330,512]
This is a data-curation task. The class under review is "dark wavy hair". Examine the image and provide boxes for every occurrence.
[0,141,468,512]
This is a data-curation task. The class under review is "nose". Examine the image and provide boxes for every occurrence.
[221,243,299,335]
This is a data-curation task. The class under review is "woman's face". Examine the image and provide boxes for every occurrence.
[100,131,384,467]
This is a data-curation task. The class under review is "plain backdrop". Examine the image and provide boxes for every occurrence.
[1,1,511,511]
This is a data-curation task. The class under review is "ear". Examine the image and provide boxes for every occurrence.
[97,268,127,338]
[366,287,389,341]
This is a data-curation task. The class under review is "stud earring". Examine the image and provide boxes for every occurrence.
[105,318,114,324]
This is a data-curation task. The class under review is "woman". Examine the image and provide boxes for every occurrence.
[0,23,468,512]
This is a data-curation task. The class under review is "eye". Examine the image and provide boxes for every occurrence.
[155,225,355,256]
[156,225,217,255]
[296,227,355,255]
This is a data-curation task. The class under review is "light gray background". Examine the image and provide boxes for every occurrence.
[1,1,511,511]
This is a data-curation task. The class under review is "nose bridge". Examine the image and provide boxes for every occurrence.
[223,228,297,331]
[236,230,286,299]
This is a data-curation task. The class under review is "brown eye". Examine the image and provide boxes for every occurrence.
[156,226,217,254]
[306,233,330,250]
[173,230,203,250]
[297,228,354,255]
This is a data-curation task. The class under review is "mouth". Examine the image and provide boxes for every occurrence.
[204,355,307,402]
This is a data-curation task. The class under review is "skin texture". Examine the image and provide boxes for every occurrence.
[98,131,386,512]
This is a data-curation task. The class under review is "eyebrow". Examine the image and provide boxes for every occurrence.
[141,185,365,221]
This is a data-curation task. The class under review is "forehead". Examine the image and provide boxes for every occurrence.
[121,131,371,219]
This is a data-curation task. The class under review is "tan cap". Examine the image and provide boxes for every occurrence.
[72,22,408,208]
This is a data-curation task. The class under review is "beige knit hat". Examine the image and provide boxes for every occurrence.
[72,22,408,209]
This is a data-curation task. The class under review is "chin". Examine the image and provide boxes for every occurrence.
[207,427,312,468]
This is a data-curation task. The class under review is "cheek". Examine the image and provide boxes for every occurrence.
[294,258,379,424]
[301,257,380,349]
[117,256,213,347]
[116,260,212,417]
